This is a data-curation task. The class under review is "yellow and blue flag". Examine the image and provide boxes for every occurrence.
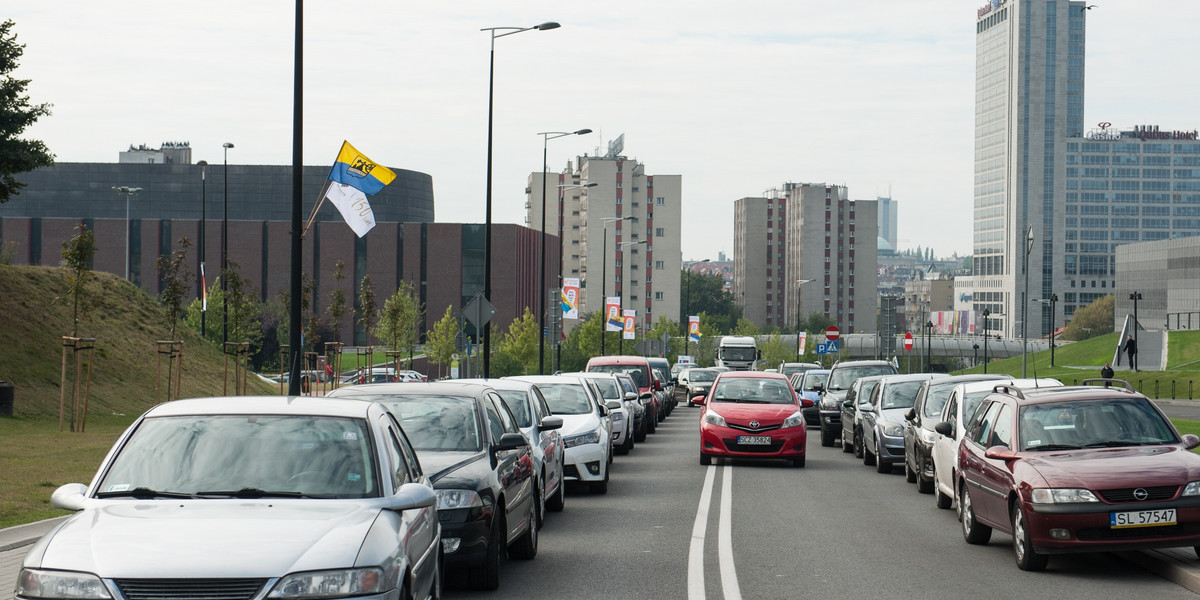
[328,141,396,196]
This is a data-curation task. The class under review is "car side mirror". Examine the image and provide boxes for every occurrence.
[692,395,706,406]
[387,482,437,512]
[905,408,917,422]
[654,380,662,391]
[858,402,874,413]
[606,400,622,411]
[50,483,88,511]
[799,398,815,408]
[624,391,638,401]
[1183,434,1200,450]
[984,445,1018,461]
[640,392,654,401]
[495,432,528,451]
[539,415,564,431]
[934,421,954,439]
[813,384,825,393]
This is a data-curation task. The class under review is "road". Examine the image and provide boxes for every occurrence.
[453,406,1200,600]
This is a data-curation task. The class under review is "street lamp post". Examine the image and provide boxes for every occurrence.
[111,186,143,282]
[618,239,647,355]
[684,259,710,357]
[795,279,814,361]
[1022,225,1034,378]
[222,142,234,347]
[973,343,979,367]
[481,21,560,379]
[925,320,933,372]
[1033,294,1059,367]
[982,308,991,374]
[599,215,632,357]
[538,129,591,375]
[1130,291,1142,364]
[198,161,208,337]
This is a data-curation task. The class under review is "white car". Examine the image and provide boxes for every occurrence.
[931,377,1063,510]
[511,375,614,494]
[568,371,635,455]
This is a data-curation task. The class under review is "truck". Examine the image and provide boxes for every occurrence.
[715,336,760,371]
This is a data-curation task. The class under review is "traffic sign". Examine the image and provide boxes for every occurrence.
[462,293,496,329]
[904,332,914,352]
[816,340,839,354]
[825,326,840,341]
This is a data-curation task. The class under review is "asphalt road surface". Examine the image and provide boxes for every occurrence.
[448,407,1200,600]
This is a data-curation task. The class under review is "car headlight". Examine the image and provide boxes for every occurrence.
[1185,482,1200,497]
[436,489,483,510]
[704,411,727,427]
[920,429,938,445]
[782,411,805,429]
[269,568,386,598]
[17,569,112,600]
[1030,488,1099,504]
[821,398,840,410]
[611,412,625,422]
[881,422,904,437]
[564,429,601,448]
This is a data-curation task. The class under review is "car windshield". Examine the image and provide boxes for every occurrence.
[720,347,757,362]
[377,395,482,452]
[712,378,795,405]
[495,390,532,428]
[961,391,992,422]
[589,378,622,400]
[688,370,717,383]
[590,365,648,388]
[922,385,956,418]
[803,372,829,391]
[1019,397,1177,451]
[539,383,594,415]
[880,381,925,410]
[96,415,378,499]
[829,365,897,390]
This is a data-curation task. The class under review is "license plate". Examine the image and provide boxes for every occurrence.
[1110,508,1177,528]
[737,435,772,445]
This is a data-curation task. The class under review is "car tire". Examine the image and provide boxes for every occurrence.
[863,436,876,466]
[533,475,545,530]
[904,458,917,482]
[647,408,657,433]
[1012,503,1048,571]
[820,426,835,447]
[874,440,890,474]
[854,428,864,459]
[700,453,712,466]
[635,420,648,443]
[467,511,504,590]
[841,431,854,453]
[620,430,634,454]
[936,485,953,510]
[960,483,992,545]
[792,455,806,468]
[546,475,565,512]
[917,460,935,494]
[508,500,538,560]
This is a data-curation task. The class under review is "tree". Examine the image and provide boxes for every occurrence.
[759,334,792,370]
[647,315,681,362]
[693,313,723,367]
[372,279,423,362]
[327,260,354,343]
[679,270,741,333]
[496,307,538,375]
[357,275,377,347]
[425,305,458,377]
[0,20,55,203]
[1061,294,1114,341]
[798,311,836,334]
[156,238,192,339]
[59,223,96,337]
[733,318,759,336]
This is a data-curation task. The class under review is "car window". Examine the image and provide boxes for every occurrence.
[489,393,520,433]
[484,396,507,442]
[590,377,621,401]
[712,378,795,404]
[590,364,649,388]
[880,381,926,410]
[922,384,956,419]
[828,365,898,390]
[383,422,413,488]
[689,370,717,383]
[381,396,482,452]
[989,404,1013,448]
[1019,397,1177,450]
[496,390,533,428]
[943,395,959,430]
[803,372,829,391]
[968,401,1001,446]
[539,383,594,415]
[532,386,552,421]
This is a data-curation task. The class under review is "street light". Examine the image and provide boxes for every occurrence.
[111,186,143,281]
[982,308,991,373]
[222,142,234,348]
[1033,294,1059,367]
[197,161,208,337]
[684,259,711,358]
[1130,291,1142,368]
[1022,224,1034,378]
[598,215,633,356]
[538,129,591,375]
[795,279,814,361]
[618,239,647,355]
[554,182,596,372]
[925,320,933,372]
[481,21,560,378]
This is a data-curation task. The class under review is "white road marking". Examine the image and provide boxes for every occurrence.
[688,465,717,600]
[718,465,742,600]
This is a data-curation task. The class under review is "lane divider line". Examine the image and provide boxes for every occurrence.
[718,465,742,600]
[688,465,717,600]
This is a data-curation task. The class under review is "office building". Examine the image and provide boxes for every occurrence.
[733,196,787,328]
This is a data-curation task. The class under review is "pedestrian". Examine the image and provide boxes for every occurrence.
[1100,362,1114,387]
[1124,335,1138,372]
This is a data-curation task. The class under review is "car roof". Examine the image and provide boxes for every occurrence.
[831,360,894,369]
[853,374,890,386]
[956,377,1063,394]
[877,373,949,385]
[1001,381,1139,405]
[509,374,592,385]
[715,371,789,380]
[327,381,493,398]
[586,355,650,366]
[145,395,376,418]
[803,369,831,376]
[923,373,1007,388]
[456,378,534,392]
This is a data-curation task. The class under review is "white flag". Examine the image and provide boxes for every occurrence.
[325,181,376,237]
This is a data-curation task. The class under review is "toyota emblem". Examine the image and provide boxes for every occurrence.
[749,421,760,429]
[1133,488,1149,501]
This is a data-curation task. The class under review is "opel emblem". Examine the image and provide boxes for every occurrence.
[1133,488,1149,501]
[749,421,760,429]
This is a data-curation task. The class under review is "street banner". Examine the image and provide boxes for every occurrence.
[561,277,580,320]
[606,297,622,332]
[623,310,636,339]
[688,315,701,342]
[798,331,807,354]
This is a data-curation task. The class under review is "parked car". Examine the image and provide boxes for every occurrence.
[797,369,831,431]
[511,375,615,494]
[945,380,1200,571]
[611,371,649,442]
[458,378,567,522]
[777,362,822,380]
[586,355,661,433]
[860,373,948,474]
[328,382,538,590]
[821,360,898,452]
[840,375,889,457]
[696,371,813,467]
[647,357,677,416]
[567,371,635,455]
[19,396,442,600]
[678,367,718,407]
[902,374,1004,493]
[931,378,1063,512]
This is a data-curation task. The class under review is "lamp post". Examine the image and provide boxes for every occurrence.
[198,161,208,337]
[618,239,647,355]
[111,186,143,281]
[684,259,710,357]
[538,129,591,375]
[481,21,560,378]
[1033,294,1059,367]
[925,320,933,372]
[1022,224,1034,378]
[1130,291,1142,363]
[599,215,632,356]
[982,308,991,374]
[222,142,234,348]
[795,279,814,361]
[973,343,979,367]
[554,182,596,372]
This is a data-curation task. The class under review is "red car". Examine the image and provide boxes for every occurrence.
[944,380,1200,571]
[696,371,813,467]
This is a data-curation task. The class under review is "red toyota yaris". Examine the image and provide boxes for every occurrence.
[696,371,813,467]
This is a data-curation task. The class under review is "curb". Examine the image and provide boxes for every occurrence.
[1118,549,1200,595]
[0,516,69,553]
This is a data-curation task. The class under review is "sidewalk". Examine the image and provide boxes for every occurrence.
[0,517,68,600]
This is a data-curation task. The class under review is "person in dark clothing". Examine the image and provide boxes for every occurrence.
[1101,362,1114,386]
[1124,335,1138,372]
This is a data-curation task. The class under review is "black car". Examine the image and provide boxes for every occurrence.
[820,360,897,449]
[838,375,889,457]
[901,374,1000,493]
[328,382,538,591]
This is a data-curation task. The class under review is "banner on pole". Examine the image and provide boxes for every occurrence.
[561,278,580,320]
[688,315,701,342]
[623,310,636,339]
[798,331,807,354]
[605,297,622,332]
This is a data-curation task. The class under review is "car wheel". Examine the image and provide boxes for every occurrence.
[700,453,712,466]
[1194,546,1200,560]
[508,499,538,560]
[905,458,917,483]
[635,420,648,443]
[466,510,504,590]
[546,475,565,512]
[533,475,545,529]
[791,455,806,468]
[874,440,890,474]
[863,436,876,466]
[854,428,864,459]
[1012,503,1048,571]
[959,483,992,545]
[820,426,835,447]
[841,430,854,453]
[647,408,657,433]
[621,430,634,454]
[936,484,953,509]
[917,459,935,494]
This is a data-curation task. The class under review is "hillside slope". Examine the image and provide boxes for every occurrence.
[0,264,279,420]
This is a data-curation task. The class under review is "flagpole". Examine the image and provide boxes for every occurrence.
[301,179,334,239]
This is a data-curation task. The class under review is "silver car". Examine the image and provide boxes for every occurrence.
[569,371,636,455]
[18,396,441,600]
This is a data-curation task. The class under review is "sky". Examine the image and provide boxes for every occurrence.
[10,1,1200,261]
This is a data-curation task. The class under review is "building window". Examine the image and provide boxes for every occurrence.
[655,292,664,300]
[655,228,665,237]
[656,197,665,205]
[655,260,664,269]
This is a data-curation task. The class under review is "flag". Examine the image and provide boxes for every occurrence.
[325,183,376,237]
[605,297,622,332]
[797,331,807,355]
[200,262,207,312]
[561,278,580,320]
[892,355,899,369]
[623,310,636,340]
[688,315,701,342]
[325,141,395,237]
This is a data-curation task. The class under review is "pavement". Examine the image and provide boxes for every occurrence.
[0,516,66,600]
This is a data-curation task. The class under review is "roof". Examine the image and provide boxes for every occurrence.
[146,396,376,418]
[586,355,650,366]
[457,378,533,392]
[1008,383,1143,405]
[715,371,788,380]
[878,373,948,385]
[956,378,1063,394]
[327,381,492,399]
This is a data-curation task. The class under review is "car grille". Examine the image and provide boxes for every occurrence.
[115,579,268,600]
[726,423,781,434]
[722,440,785,453]
[1097,486,1179,503]
[1076,522,1200,541]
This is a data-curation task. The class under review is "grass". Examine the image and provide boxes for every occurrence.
[1169,331,1200,369]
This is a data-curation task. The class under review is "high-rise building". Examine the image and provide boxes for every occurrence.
[733,196,787,328]
[527,151,682,333]
[972,0,1200,340]
[876,196,897,250]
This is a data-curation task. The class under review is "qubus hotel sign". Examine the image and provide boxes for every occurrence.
[978,0,1006,19]
[1086,122,1199,142]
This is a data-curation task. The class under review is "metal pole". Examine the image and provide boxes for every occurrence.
[1050,294,1057,368]
[1022,225,1033,378]
[223,143,234,348]
[124,190,131,281]
[983,309,990,374]
[287,1,303,396]
[483,38,496,379]
[795,281,803,361]
[539,138,548,374]
[600,226,607,356]
[685,266,691,358]
[199,162,207,337]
